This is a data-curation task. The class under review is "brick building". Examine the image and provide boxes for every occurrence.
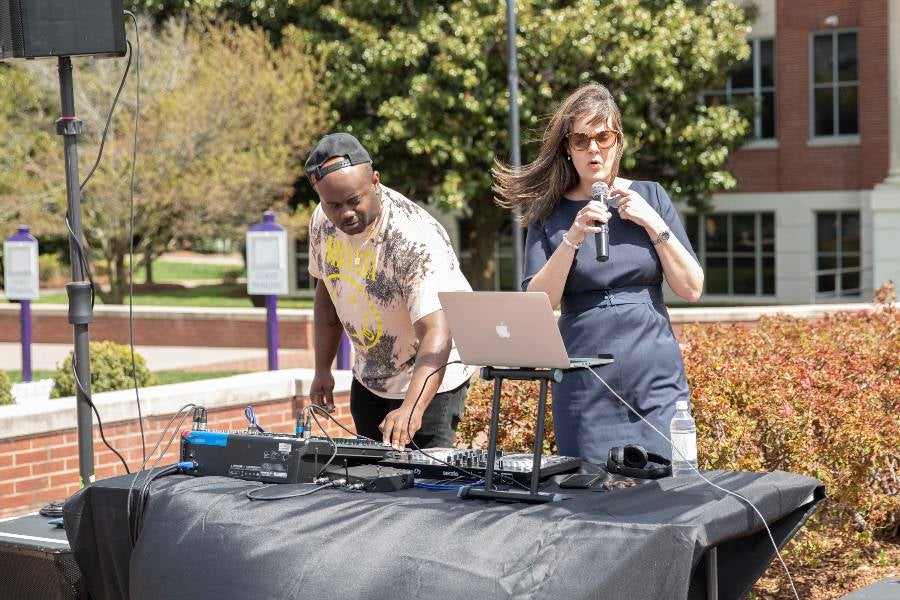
[682,0,900,304]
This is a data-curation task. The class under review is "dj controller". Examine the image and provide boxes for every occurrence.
[180,430,580,486]
[380,448,581,484]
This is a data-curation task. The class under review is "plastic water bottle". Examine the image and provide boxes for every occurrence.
[669,400,698,477]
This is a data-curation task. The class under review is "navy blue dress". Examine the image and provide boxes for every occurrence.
[522,180,697,464]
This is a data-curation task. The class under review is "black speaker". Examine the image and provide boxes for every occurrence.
[0,0,126,60]
[0,515,89,599]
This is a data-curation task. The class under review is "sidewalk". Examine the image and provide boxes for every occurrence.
[0,342,314,373]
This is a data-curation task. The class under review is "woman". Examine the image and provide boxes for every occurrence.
[493,84,703,464]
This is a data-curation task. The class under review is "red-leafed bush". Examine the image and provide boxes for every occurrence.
[457,379,557,455]
[458,283,899,546]
[681,295,899,543]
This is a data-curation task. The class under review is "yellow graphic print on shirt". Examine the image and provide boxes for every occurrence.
[324,272,382,350]
[325,235,377,282]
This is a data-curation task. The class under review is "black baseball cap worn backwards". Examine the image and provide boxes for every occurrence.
[305,132,372,183]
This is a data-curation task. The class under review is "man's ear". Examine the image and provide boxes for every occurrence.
[372,170,380,186]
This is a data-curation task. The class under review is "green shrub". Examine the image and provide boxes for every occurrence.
[681,296,899,546]
[457,379,557,455]
[0,371,12,405]
[52,341,156,398]
[39,252,64,283]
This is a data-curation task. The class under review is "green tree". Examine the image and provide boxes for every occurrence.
[1,18,330,302]
[125,1,754,289]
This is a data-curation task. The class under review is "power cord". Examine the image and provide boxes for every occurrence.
[246,478,344,501]
[581,366,801,600]
[124,9,147,465]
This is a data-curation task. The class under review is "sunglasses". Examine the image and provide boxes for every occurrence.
[566,130,621,151]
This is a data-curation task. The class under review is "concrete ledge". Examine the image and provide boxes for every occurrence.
[0,303,314,321]
[668,302,874,323]
[0,368,353,441]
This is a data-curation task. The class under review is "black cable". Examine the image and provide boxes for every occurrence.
[126,403,197,547]
[306,403,366,439]
[130,406,194,545]
[305,406,339,478]
[133,464,177,542]
[403,359,460,447]
[246,481,337,501]
[401,361,527,489]
[63,213,95,308]
[70,356,130,474]
[123,12,147,464]
[78,39,132,192]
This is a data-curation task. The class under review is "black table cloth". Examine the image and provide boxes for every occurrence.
[64,470,823,600]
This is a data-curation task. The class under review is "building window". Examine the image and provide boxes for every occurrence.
[704,38,775,140]
[686,212,775,296]
[816,211,861,297]
[811,31,858,137]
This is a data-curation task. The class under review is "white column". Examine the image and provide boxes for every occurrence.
[886,0,900,183]
[870,0,900,294]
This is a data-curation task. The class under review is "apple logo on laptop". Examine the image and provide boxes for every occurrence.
[495,322,511,338]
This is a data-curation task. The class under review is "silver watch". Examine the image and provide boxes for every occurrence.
[651,230,671,246]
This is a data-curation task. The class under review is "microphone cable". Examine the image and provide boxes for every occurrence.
[580,366,800,600]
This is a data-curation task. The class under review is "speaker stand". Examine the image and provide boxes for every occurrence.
[57,56,96,487]
[457,366,567,504]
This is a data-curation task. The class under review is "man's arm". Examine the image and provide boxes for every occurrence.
[379,310,453,449]
[310,279,343,412]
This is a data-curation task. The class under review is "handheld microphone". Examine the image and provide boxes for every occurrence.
[591,182,609,262]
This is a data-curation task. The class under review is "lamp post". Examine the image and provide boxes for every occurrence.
[506,0,524,290]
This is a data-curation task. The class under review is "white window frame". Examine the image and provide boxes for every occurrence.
[814,210,862,298]
[688,212,776,297]
[809,29,859,142]
[704,37,776,142]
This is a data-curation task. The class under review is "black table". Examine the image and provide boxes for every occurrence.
[64,470,823,600]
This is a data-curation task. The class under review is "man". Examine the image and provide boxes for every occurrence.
[306,132,474,450]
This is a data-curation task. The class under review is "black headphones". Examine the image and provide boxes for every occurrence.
[607,444,671,479]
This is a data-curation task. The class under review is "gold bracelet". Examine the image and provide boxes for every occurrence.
[561,234,581,250]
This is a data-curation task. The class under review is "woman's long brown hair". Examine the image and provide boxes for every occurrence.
[493,84,624,227]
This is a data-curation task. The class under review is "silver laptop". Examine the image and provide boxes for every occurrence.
[439,291,613,370]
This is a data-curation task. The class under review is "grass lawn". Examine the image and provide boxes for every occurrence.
[8,369,247,386]
[33,283,313,309]
[131,261,245,282]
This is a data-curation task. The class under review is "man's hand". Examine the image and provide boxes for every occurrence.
[379,404,424,450]
[309,370,336,413]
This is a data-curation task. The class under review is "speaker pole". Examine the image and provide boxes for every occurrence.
[57,56,95,488]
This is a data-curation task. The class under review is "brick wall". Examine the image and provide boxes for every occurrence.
[0,389,353,518]
[0,305,313,349]
[728,0,889,192]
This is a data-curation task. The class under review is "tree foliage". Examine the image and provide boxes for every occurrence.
[132,0,753,288]
[0,18,329,302]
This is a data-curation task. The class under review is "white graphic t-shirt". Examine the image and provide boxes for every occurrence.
[308,185,474,398]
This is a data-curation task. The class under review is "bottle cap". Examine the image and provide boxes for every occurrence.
[675,400,689,411]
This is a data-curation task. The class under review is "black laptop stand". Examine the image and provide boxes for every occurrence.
[457,366,567,504]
